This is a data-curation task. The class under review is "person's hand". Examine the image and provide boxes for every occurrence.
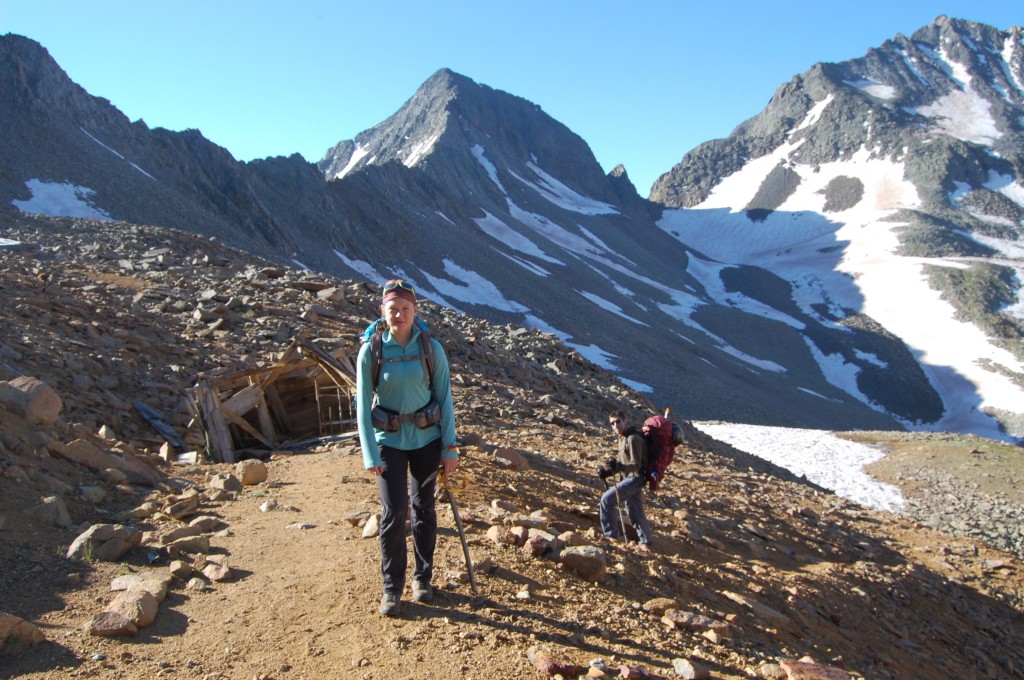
[368,465,383,477]
[441,455,459,477]
[597,465,613,479]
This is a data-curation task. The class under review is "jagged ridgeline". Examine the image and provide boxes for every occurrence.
[1,16,1022,440]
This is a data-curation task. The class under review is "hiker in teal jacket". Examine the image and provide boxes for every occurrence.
[356,278,459,617]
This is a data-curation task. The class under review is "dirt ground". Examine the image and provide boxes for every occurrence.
[4,424,1024,680]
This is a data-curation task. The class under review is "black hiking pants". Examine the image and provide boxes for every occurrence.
[376,438,443,596]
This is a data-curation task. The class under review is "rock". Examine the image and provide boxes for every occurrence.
[208,473,242,492]
[486,524,515,546]
[164,494,201,520]
[0,612,46,653]
[160,524,204,544]
[87,610,138,637]
[165,534,211,554]
[493,447,530,471]
[722,591,794,629]
[106,589,159,628]
[203,556,232,582]
[51,439,163,486]
[661,610,725,633]
[527,646,587,677]
[66,524,143,562]
[778,659,852,679]
[618,665,651,679]
[78,485,106,503]
[558,545,607,581]
[115,501,160,521]
[522,533,551,557]
[1,376,62,426]
[188,515,225,532]
[30,495,72,527]
[642,597,678,616]
[236,459,268,485]
[169,560,193,580]
[110,575,171,602]
[185,577,209,591]
[671,658,710,679]
[362,514,380,538]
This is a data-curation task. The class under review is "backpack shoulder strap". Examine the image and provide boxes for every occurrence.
[418,326,435,390]
[368,320,386,390]
[368,320,436,390]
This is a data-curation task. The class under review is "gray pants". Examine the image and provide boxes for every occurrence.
[600,473,651,545]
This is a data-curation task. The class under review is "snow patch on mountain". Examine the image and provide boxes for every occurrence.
[659,137,1024,441]
[12,179,113,221]
[422,259,529,314]
[693,422,905,512]
[843,78,897,100]
[333,250,383,282]
[515,162,618,215]
[473,210,562,264]
[330,144,371,180]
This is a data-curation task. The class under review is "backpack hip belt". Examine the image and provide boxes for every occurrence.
[371,397,441,432]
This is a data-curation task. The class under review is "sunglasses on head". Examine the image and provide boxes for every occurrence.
[383,279,415,293]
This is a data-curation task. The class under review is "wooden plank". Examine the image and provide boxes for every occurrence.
[265,383,292,432]
[219,404,275,449]
[222,383,262,418]
[297,337,356,388]
[251,377,278,445]
[195,383,234,463]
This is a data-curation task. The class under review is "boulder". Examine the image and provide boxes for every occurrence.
[0,376,62,426]
[0,612,46,653]
[87,610,137,637]
[106,589,159,628]
[558,545,607,581]
[66,524,142,562]
[235,459,267,485]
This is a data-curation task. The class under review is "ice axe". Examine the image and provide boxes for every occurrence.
[429,465,478,595]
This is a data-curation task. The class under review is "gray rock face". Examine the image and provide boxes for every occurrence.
[0,19,1020,437]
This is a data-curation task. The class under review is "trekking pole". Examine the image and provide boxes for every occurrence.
[603,477,629,543]
[440,467,478,595]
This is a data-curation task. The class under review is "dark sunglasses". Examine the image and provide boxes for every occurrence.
[383,279,415,293]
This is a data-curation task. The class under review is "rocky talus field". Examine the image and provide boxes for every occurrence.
[1,213,1022,680]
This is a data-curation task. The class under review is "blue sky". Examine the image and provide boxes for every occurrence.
[2,1,1019,195]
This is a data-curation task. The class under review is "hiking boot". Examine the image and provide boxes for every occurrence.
[412,580,433,603]
[379,592,400,616]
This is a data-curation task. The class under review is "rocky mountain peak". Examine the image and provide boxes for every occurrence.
[318,67,616,202]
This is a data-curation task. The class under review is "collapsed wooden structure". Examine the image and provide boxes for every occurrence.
[190,336,359,462]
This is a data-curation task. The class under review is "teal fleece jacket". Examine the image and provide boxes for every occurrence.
[356,322,458,469]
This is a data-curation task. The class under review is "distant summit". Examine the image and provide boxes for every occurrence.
[652,16,1024,438]
[1,19,1022,439]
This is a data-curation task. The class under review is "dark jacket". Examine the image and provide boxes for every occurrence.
[616,426,647,477]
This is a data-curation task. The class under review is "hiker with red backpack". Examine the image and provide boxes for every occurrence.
[598,410,653,552]
[356,279,459,617]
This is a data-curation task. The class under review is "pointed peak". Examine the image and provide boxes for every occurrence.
[419,68,480,94]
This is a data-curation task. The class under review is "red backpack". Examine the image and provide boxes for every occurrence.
[642,411,684,491]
